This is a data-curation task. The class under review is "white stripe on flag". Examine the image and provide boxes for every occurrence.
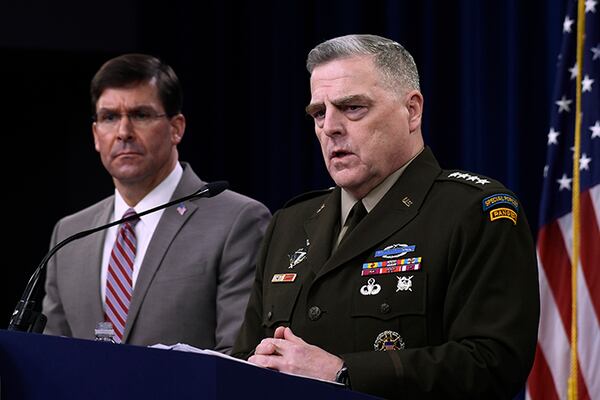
[536,256,571,399]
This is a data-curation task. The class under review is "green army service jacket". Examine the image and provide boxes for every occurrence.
[233,147,539,400]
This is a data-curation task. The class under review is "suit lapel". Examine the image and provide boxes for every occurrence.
[317,147,442,279]
[303,188,341,276]
[82,199,113,330]
[123,163,203,341]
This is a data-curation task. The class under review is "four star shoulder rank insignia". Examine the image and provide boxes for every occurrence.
[447,171,490,185]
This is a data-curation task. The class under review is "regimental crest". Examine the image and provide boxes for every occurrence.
[374,330,406,351]
[288,246,308,269]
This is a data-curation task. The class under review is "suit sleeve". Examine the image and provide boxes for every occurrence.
[42,221,72,337]
[214,200,271,354]
[343,193,540,399]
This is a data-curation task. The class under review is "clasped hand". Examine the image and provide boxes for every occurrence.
[248,326,343,381]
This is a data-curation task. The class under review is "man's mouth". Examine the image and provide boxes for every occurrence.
[113,149,142,158]
[331,150,353,159]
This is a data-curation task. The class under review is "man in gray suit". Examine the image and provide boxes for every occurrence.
[42,54,271,353]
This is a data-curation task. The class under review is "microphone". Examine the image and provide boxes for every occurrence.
[7,180,229,333]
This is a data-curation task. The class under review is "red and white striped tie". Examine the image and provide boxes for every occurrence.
[104,208,139,343]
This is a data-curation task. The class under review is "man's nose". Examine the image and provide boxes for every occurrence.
[321,109,345,137]
[116,115,135,140]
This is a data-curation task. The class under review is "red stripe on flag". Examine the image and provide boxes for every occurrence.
[527,343,560,400]
[537,221,572,337]
[580,190,600,320]
[577,360,591,400]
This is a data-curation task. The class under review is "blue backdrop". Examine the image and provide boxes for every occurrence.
[0,0,563,344]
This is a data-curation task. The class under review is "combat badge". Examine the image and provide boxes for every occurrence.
[374,330,406,351]
[374,243,416,259]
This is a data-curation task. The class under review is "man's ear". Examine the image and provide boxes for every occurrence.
[92,123,100,152]
[170,114,186,144]
[406,90,423,133]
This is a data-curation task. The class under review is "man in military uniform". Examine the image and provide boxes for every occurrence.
[233,34,539,399]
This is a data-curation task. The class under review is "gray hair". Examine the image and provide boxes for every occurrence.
[306,34,420,94]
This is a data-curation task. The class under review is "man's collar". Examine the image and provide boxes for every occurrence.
[340,147,424,225]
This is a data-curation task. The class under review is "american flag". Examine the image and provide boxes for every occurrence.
[527,0,600,399]
[176,202,187,216]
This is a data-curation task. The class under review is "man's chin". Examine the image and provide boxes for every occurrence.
[331,172,359,190]
[113,153,143,163]
[109,164,144,181]
[330,169,376,198]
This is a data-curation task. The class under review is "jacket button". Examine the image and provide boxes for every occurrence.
[380,303,391,314]
[308,306,322,321]
[267,311,273,320]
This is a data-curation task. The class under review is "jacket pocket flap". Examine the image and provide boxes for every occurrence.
[350,272,427,320]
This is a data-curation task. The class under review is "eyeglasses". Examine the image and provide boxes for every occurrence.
[93,109,168,131]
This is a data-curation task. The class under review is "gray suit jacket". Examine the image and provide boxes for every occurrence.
[42,162,271,353]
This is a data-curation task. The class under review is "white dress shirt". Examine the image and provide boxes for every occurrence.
[100,163,183,306]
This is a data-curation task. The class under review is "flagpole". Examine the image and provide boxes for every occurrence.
[568,1,585,399]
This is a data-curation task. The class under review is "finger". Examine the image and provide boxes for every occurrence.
[274,326,286,339]
[254,339,278,355]
[248,354,283,371]
[282,326,307,344]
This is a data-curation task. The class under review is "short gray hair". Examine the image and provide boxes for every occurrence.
[306,34,420,93]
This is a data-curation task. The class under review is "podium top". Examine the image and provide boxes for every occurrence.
[0,330,379,400]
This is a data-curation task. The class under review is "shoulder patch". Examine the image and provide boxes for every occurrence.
[437,170,496,189]
[488,207,518,225]
[283,187,335,208]
[482,193,519,211]
[483,192,520,225]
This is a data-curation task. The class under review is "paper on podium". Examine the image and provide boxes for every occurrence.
[150,343,253,365]
[149,343,343,385]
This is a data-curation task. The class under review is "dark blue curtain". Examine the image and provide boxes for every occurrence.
[0,1,563,359]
